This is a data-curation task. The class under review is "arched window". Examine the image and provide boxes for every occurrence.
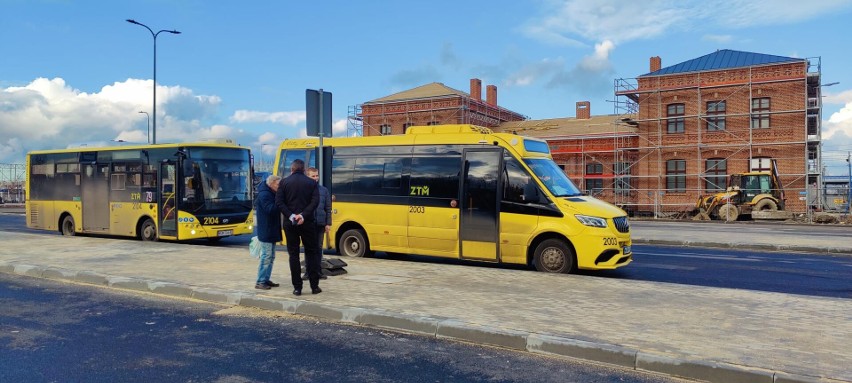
[705,158,726,191]
[666,159,686,191]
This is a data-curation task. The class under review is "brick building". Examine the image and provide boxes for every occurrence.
[352,79,526,136]
[614,50,822,215]
[351,49,823,215]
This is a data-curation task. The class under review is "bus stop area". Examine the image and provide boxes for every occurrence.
[0,225,849,383]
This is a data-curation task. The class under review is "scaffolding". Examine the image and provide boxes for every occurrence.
[0,163,26,203]
[603,58,822,217]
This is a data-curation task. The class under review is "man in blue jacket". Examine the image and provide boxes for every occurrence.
[275,159,321,295]
[254,174,282,290]
[306,167,331,280]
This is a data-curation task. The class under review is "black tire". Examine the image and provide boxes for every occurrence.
[754,199,778,211]
[139,218,158,242]
[533,239,576,274]
[717,204,739,221]
[338,229,369,258]
[60,215,76,236]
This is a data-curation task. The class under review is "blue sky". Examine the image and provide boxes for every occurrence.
[2,0,852,175]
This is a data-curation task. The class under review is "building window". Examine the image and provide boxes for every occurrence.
[585,162,604,195]
[380,124,392,135]
[750,157,772,172]
[706,101,726,131]
[751,97,770,129]
[666,159,686,192]
[667,103,685,133]
[705,158,727,191]
[614,162,631,195]
[585,179,604,195]
[426,121,439,126]
[403,123,413,133]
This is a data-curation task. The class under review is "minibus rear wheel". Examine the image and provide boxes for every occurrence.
[139,218,158,242]
[533,239,575,273]
[339,229,370,257]
[60,215,76,236]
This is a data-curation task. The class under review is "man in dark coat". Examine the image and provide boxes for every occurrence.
[275,159,321,295]
[254,174,282,290]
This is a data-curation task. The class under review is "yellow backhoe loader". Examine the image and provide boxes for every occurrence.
[694,160,785,221]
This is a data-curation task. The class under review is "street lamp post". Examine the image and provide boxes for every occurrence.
[138,111,150,144]
[126,19,180,145]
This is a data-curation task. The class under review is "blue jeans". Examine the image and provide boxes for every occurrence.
[256,241,276,284]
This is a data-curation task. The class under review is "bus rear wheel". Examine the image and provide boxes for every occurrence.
[60,215,76,236]
[139,219,158,242]
[339,229,369,257]
[533,239,575,274]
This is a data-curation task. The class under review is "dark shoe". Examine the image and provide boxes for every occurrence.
[265,281,280,287]
[293,289,302,296]
[255,283,271,290]
[311,287,322,294]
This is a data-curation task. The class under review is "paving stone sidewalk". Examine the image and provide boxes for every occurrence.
[1,231,849,383]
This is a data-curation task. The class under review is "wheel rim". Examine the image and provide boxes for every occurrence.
[142,222,156,240]
[540,247,565,272]
[62,218,73,235]
[344,236,361,256]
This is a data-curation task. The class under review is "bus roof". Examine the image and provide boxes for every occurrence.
[26,140,247,155]
[279,124,551,158]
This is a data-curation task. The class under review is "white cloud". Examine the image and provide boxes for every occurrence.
[0,77,296,164]
[523,0,851,46]
[230,110,305,125]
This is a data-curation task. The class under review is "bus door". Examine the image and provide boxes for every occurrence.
[82,163,110,232]
[158,161,178,239]
[460,148,501,261]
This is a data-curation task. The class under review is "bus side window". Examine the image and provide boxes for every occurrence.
[503,157,538,204]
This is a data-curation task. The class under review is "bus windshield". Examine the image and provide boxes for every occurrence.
[524,158,582,197]
[182,148,252,212]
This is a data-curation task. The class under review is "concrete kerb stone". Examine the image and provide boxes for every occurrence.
[14,264,46,278]
[148,282,195,298]
[526,333,637,369]
[74,270,110,286]
[0,262,15,274]
[436,320,528,351]
[108,276,152,292]
[191,287,243,305]
[774,371,848,383]
[636,352,774,383]
[42,267,79,280]
[240,295,296,313]
[355,311,441,336]
[295,301,364,322]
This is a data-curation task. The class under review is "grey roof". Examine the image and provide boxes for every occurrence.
[641,49,805,77]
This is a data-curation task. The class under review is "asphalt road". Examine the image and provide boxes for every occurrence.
[0,272,688,383]
[1,214,850,298]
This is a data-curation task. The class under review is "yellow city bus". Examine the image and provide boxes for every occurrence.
[26,141,255,241]
[274,124,631,273]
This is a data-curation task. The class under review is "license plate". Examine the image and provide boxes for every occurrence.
[217,230,233,237]
[623,246,632,254]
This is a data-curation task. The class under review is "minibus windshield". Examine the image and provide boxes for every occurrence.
[524,158,582,197]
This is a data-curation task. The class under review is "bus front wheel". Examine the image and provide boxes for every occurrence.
[139,219,158,242]
[60,215,76,236]
[339,229,369,257]
[533,239,576,274]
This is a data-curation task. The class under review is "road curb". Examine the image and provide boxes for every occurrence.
[0,261,843,383]
[632,238,852,256]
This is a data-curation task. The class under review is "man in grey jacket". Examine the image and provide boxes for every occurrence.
[306,167,330,280]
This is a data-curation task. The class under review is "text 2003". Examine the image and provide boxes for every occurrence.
[603,237,618,246]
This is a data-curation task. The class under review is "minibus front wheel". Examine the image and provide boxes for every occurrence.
[339,229,370,258]
[533,239,576,274]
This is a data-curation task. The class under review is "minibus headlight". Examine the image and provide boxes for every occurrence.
[575,214,607,228]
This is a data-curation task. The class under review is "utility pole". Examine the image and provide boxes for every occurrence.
[847,152,851,213]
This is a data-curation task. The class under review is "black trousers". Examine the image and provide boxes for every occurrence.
[284,221,321,289]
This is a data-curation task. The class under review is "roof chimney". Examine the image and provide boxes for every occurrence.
[576,101,590,120]
[470,78,482,101]
[650,56,661,72]
[486,84,497,106]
